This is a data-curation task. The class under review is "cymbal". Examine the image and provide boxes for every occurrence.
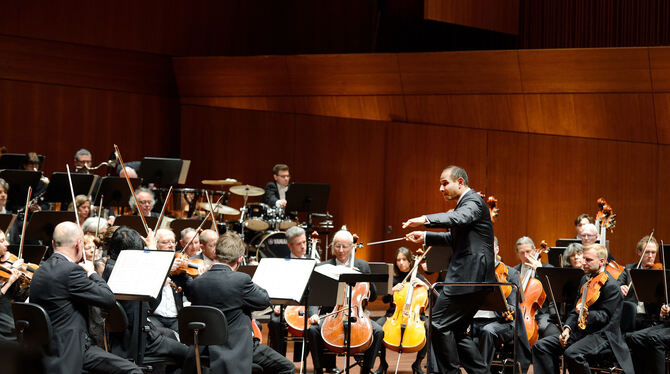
[196,202,240,215]
[201,179,242,186]
[229,184,264,197]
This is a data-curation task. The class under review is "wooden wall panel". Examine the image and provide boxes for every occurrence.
[519,48,652,93]
[526,134,658,266]
[654,93,670,145]
[657,146,670,244]
[398,51,523,94]
[650,47,670,92]
[291,96,406,122]
[404,94,527,131]
[524,93,657,142]
[424,0,520,35]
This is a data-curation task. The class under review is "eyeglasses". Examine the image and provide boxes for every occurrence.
[332,244,352,250]
[138,200,153,205]
[580,234,596,239]
[158,240,176,245]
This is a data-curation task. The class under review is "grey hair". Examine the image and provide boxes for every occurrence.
[0,178,8,193]
[180,227,196,241]
[514,236,535,252]
[81,217,108,235]
[128,187,155,212]
[561,243,583,267]
[285,226,306,242]
[200,229,219,245]
[74,148,91,160]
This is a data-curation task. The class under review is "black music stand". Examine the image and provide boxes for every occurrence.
[114,215,158,237]
[547,247,567,268]
[138,157,184,186]
[169,219,213,238]
[25,211,77,245]
[555,238,581,247]
[92,177,141,208]
[536,267,584,319]
[285,183,330,214]
[0,170,41,212]
[662,245,670,269]
[0,153,45,170]
[0,214,16,233]
[44,173,97,204]
[368,262,393,296]
[7,245,48,265]
[424,245,453,273]
[630,269,670,304]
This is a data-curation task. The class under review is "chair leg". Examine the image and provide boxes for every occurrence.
[194,330,201,374]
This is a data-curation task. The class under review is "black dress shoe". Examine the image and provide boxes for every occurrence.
[372,361,388,374]
[411,361,425,374]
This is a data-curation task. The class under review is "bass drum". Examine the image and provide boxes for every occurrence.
[249,231,290,259]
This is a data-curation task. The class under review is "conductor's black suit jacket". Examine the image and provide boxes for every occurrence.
[424,188,496,296]
[31,253,116,374]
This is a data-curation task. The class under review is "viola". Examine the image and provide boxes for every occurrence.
[170,252,205,278]
[577,272,609,329]
[252,318,263,343]
[494,262,514,322]
[382,247,430,353]
[320,232,373,354]
[519,241,548,347]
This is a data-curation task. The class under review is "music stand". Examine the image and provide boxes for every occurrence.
[285,183,330,214]
[43,173,97,203]
[113,215,158,237]
[0,153,45,170]
[92,177,141,207]
[555,238,581,247]
[662,245,670,269]
[25,211,76,245]
[0,170,41,212]
[548,247,566,268]
[7,245,48,265]
[368,262,393,296]
[629,269,670,304]
[0,214,16,233]
[536,268,584,305]
[138,157,184,186]
[424,245,453,273]
[169,219,213,237]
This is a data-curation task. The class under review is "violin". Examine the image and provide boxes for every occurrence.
[494,262,514,322]
[486,195,499,223]
[382,247,430,353]
[171,252,205,278]
[320,231,373,354]
[252,318,263,343]
[284,231,321,337]
[605,260,625,280]
[519,240,548,347]
[577,272,609,329]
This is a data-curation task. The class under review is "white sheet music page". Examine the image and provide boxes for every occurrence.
[252,258,316,303]
[107,250,174,300]
[314,263,360,280]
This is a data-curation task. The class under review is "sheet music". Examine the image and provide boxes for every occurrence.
[107,250,174,300]
[314,263,360,280]
[252,258,316,303]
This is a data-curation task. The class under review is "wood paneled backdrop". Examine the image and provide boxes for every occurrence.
[174,47,670,266]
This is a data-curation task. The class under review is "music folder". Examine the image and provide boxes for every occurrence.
[107,249,175,301]
[536,267,585,304]
[26,211,77,244]
[251,258,317,305]
[629,269,670,304]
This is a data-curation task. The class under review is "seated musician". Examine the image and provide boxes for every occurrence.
[69,194,91,223]
[472,237,531,373]
[0,178,9,214]
[375,246,430,374]
[173,232,280,373]
[128,187,159,218]
[617,235,662,329]
[102,226,189,369]
[305,229,384,374]
[179,227,202,259]
[578,223,598,246]
[22,152,48,198]
[198,228,218,268]
[626,303,670,374]
[573,213,594,238]
[531,244,634,374]
[513,236,560,338]
[262,163,290,209]
[31,222,143,373]
[561,243,584,269]
[148,229,183,334]
[268,225,308,358]
[73,148,93,173]
[82,216,109,236]
[0,229,26,341]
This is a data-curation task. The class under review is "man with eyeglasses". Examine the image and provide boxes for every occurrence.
[263,164,291,209]
[304,229,383,374]
[579,223,599,245]
[148,228,184,333]
[129,187,158,218]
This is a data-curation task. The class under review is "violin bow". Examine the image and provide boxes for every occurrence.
[95,194,104,262]
[401,246,432,284]
[179,194,225,254]
[204,190,218,231]
[17,186,32,261]
[113,144,149,236]
[628,229,655,289]
[661,240,668,306]
[544,275,563,328]
[66,164,85,265]
[153,186,173,233]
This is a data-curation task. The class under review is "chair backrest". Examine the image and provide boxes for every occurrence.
[178,305,227,346]
[11,302,53,350]
[101,301,128,333]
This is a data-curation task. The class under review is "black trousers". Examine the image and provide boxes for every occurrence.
[306,319,384,372]
[149,315,179,334]
[253,339,296,374]
[471,318,531,373]
[268,309,307,362]
[84,345,143,374]
[532,331,610,374]
[428,291,488,374]
[626,324,670,374]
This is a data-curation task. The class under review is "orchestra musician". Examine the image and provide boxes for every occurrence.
[198,229,218,268]
[149,228,184,333]
[179,227,202,259]
[74,148,93,172]
[531,244,634,374]
[573,214,594,238]
[128,187,158,218]
[305,229,383,374]
[0,229,25,341]
[561,243,584,269]
[263,163,290,209]
[375,246,430,374]
[69,194,92,223]
[514,236,560,338]
[404,165,494,374]
[0,178,9,214]
[626,303,670,374]
[82,216,109,236]
[471,237,531,373]
[617,235,662,329]
[30,222,143,374]
[172,232,283,373]
[22,152,48,198]
[579,223,599,246]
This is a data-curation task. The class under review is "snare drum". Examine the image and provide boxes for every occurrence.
[243,203,270,231]
[249,231,290,259]
[273,207,299,230]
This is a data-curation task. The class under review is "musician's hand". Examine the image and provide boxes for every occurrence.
[402,216,428,229]
[278,199,287,209]
[29,203,41,213]
[11,258,24,269]
[309,314,320,325]
[421,262,428,272]
[392,283,404,293]
[107,216,116,226]
[559,328,570,347]
[575,303,589,320]
[620,285,629,296]
[405,231,425,244]
[661,304,669,319]
[524,256,542,271]
[80,260,95,277]
[7,268,21,285]
[273,305,281,315]
[142,229,157,250]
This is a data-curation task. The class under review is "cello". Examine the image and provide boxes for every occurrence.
[519,241,548,347]
[320,233,373,354]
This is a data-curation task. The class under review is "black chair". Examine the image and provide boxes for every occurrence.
[585,300,637,373]
[178,305,228,374]
[12,302,52,351]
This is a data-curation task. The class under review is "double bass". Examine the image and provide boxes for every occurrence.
[595,198,624,279]
[519,241,548,347]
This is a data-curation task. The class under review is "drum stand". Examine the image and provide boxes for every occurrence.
[238,193,250,242]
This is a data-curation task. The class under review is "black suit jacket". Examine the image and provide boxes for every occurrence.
[31,253,116,374]
[176,263,270,373]
[564,271,634,373]
[424,189,496,295]
[262,181,281,206]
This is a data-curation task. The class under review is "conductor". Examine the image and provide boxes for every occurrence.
[404,165,495,374]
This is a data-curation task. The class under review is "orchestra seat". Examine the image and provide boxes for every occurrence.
[11,302,51,373]
[178,305,228,373]
[585,300,637,374]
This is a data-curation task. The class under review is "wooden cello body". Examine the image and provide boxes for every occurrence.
[320,281,373,354]
[381,279,427,352]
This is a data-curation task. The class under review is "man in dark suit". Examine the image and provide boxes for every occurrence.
[404,165,495,374]
[531,244,634,374]
[30,221,142,374]
[626,303,670,374]
[305,229,384,374]
[174,232,280,373]
[262,163,291,208]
